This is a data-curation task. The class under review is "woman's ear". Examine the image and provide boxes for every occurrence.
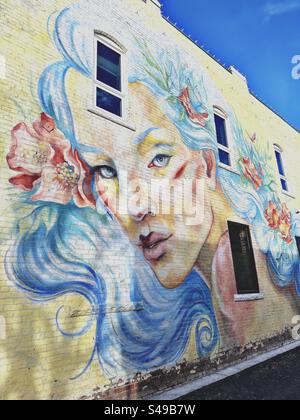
[202,150,217,191]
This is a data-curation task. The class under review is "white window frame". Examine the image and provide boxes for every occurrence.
[274,144,289,193]
[93,33,128,123]
[213,106,234,170]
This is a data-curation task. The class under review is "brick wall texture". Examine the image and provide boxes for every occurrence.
[0,0,300,400]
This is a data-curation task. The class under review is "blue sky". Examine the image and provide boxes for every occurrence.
[161,0,300,131]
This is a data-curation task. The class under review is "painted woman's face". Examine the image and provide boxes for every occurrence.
[79,83,216,288]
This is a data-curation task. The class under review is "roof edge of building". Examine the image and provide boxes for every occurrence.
[160,14,300,135]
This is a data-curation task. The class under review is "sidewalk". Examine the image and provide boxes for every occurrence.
[150,341,300,400]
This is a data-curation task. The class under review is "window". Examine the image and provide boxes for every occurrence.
[274,145,288,192]
[96,89,122,117]
[228,221,260,295]
[95,35,126,118]
[296,237,300,257]
[214,109,231,167]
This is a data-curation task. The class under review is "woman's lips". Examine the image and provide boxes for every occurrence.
[138,232,173,262]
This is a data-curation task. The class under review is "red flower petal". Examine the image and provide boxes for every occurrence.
[41,113,56,133]
[9,174,41,191]
[178,87,193,117]
[32,166,73,205]
[50,143,68,166]
[72,149,96,208]
[7,122,45,175]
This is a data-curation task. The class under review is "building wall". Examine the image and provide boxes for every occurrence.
[0,0,299,400]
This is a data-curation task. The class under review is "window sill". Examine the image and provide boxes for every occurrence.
[282,190,296,200]
[218,162,240,176]
[234,293,264,302]
[88,108,136,132]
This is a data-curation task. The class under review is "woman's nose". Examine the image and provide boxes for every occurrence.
[127,201,156,223]
[125,176,156,222]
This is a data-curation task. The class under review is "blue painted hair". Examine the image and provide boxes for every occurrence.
[6,1,220,379]
[220,122,300,291]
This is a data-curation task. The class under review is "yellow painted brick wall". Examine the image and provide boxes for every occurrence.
[0,0,299,400]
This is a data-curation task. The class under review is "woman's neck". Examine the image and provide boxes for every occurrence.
[195,184,233,286]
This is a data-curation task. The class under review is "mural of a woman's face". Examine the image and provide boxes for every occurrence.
[80,83,216,288]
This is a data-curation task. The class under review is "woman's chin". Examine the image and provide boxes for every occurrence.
[151,258,191,289]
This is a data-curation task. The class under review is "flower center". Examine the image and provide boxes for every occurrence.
[19,146,48,166]
[56,162,79,189]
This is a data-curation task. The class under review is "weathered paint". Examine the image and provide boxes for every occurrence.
[0,0,300,400]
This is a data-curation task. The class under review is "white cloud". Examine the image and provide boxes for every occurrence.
[263,1,300,22]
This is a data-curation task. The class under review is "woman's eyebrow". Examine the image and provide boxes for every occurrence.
[153,143,174,151]
[133,127,160,145]
[78,143,113,165]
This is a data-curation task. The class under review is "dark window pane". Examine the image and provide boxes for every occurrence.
[218,148,231,166]
[96,88,122,117]
[280,178,288,192]
[214,114,228,147]
[275,150,285,176]
[228,221,260,295]
[97,42,121,91]
[296,237,300,257]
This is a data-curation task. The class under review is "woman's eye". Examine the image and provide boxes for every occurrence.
[97,165,117,179]
[149,154,172,169]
